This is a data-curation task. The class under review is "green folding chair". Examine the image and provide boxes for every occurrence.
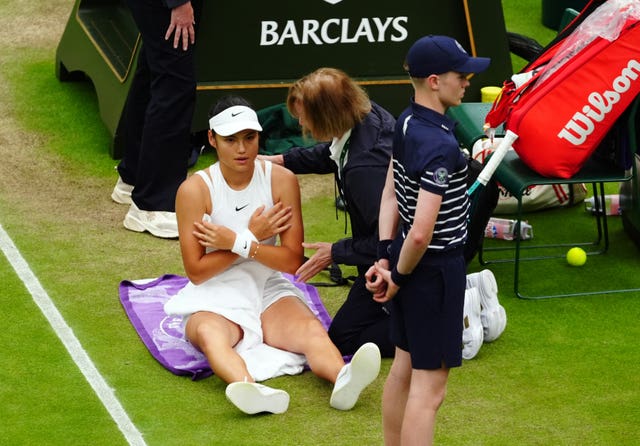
[478,95,640,299]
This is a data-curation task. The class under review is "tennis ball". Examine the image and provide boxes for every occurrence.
[566,247,587,266]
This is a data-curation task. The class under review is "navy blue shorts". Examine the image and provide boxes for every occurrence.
[389,246,466,370]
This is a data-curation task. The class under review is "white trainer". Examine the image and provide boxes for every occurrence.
[467,270,507,342]
[462,287,484,360]
[111,177,133,205]
[225,382,289,415]
[330,342,381,411]
[123,203,178,239]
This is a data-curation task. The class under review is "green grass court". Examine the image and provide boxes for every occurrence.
[2,1,640,445]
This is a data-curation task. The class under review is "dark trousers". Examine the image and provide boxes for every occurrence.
[328,275,395,358]
[117,0,201,212]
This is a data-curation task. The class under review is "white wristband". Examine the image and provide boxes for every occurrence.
[231,229,257,258]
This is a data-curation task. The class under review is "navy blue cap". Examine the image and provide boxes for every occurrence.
[406,35,491,77]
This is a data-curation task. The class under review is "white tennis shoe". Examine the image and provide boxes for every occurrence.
[225,382,290,415]
[462,287,484,360]
[111,176,133,205]
[467,269,507,342]
[330,342,381,410]
[123,202,178,239]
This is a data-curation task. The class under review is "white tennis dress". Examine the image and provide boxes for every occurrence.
[164,160,308,381]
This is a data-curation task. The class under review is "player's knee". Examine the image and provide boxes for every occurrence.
[305,318,329,339]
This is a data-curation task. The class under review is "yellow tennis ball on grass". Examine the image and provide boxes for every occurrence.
[566,247,587,266]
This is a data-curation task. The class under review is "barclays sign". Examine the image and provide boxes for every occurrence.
[260,16,409,46]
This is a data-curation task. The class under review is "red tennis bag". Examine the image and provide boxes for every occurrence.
[486,0,640,178]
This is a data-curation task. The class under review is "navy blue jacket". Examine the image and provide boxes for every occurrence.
[283,102,395,273]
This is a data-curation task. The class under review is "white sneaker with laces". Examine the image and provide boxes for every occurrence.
[225,382,289,415]
[462,287,484,360]
[330,342,381,410]
[111,177,133,205]
[466,270,507,342]
[123,202,178,239]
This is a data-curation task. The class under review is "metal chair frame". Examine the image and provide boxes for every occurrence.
[479,97,640,299]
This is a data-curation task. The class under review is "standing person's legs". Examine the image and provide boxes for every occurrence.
[401,367,449,446]
[385,253,465,444]
[329,275,394,357]
[126,1,194,212]
[113,1,197,237]
[115,45,151,193]
[130,50,194,212]
[382,348,412,446]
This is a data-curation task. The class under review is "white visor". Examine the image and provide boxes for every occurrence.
[209,105,263,136]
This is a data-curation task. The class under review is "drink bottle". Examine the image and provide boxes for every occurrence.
[584,194,621,216]
[484,217,533,240]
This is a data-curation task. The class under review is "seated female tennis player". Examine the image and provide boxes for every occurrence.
[163,95,381,415]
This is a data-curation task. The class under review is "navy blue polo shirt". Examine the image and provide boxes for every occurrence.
[392,99,469,252]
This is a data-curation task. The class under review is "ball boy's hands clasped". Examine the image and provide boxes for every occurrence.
[365,259,399,303]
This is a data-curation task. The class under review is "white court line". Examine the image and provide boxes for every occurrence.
[0,224,147,446]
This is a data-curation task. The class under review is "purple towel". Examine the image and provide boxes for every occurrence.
[119,274,333,380]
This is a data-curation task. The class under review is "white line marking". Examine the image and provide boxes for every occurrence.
[0,224,147,446]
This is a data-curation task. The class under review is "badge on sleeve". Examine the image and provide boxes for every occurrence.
[433,167,448,185]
